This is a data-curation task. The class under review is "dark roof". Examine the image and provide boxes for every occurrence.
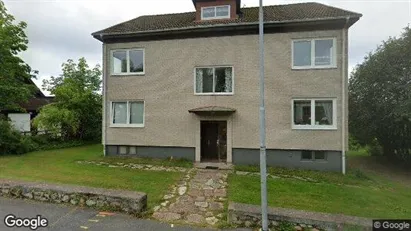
[92,2,361,38]
[20,97,54,111]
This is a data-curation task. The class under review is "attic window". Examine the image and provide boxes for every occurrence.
[201,5,230,20]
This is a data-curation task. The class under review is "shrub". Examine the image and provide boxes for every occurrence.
[0,118,89,155]
[367,138,383,156]
[349,135,362,151]
[0,119,36,155]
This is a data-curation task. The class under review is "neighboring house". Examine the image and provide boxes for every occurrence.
[92,0,361,172]
[1,79,54,133]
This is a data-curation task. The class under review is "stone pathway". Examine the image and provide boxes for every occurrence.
[152,168,229,227]
[76,160,187,172]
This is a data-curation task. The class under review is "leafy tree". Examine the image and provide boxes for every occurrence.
[0,1,37,111]
[34,58,102,141]
[349,27,411,162]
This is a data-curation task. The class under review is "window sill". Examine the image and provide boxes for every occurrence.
[110,72,145,77]
[110,124,144,128]
[194,93,234,96]
[292,66,337,70]
[292,126,337,130]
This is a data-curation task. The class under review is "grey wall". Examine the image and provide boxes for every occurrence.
[232,148,342,172]
[105,145,195,161]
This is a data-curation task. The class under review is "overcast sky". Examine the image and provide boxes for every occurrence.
[3,0,411,95]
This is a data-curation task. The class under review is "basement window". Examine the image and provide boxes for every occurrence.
[301,151,327,161]
[201,5,230,20]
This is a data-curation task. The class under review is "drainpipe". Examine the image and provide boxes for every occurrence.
[342,17,349,174]
[101,34,107,157]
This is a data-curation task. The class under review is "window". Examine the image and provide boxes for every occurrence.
[111,49,144,75]
[301,151,327,161]
[201,5,230,20]
[111,101,144,127]
[119,146,128,155]
[195,67,233,94]
[292,99,336,129]
[129,146,137,155]
[292,38,336,69]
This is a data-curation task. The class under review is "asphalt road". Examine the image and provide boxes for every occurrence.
[0,197,247,231]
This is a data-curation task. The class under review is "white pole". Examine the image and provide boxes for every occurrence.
[258,0,269,230]
[341,17,349,174]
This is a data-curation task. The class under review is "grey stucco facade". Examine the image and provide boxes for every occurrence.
[101,29,349,172]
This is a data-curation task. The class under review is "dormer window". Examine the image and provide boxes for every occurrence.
[201,5,230,20]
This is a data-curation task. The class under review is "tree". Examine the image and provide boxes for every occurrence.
[0,1,36,111]
[34,58,102,141]
[349,27,411,162]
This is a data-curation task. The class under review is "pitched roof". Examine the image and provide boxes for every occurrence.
[92,2,361,37]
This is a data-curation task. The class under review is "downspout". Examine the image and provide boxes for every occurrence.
[342,17,349,174]
[101,34,107,157]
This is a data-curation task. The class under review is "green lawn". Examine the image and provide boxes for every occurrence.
[228,150,411,218]
[0,144,185,209]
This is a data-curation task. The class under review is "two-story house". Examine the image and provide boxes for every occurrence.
[92,0,361,172]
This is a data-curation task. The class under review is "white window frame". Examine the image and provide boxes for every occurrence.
[110,101,145,128]
[110,48,145,76]
[201,5,230,20]
[291,98,337,130]
[291,38,337,69]
[194,66,234,96]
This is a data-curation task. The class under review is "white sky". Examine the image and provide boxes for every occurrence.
[3,0,411,95]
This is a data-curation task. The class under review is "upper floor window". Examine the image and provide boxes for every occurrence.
[111,49,145,75]
[195,66,233,95]
[201,5,230,20]
[292,98,336,130]
[111,101,144,127]
[292,38,336,69]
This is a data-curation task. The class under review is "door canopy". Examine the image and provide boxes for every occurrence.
[188,106,236,116]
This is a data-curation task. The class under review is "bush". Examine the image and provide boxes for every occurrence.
[367,138,383,156]
[349,135,362,151]
[0,118,90,156]
[0,119,36,155]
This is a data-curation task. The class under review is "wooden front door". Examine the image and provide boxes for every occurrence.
[201,121,227,162]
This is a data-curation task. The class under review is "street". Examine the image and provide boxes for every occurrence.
[0,197,224,231]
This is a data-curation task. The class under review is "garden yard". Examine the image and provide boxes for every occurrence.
[1,144,410,220]
[228,149,411,219]
[0,144,190,209]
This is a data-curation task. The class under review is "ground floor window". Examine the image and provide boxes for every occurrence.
[292,98,336,129]
[111,101,144,127]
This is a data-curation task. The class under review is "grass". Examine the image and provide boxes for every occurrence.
[228,149,411,218]
[89,154,193,168]
[0,144,186,209]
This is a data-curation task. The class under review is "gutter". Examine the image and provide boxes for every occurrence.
[341,16,350,174]
[101,34,107,157]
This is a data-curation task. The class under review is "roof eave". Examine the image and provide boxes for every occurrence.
[92,15,361,42]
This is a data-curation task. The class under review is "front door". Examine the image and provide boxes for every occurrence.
[201,121,227,162]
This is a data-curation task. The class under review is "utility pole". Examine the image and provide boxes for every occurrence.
[258,0,268,230]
